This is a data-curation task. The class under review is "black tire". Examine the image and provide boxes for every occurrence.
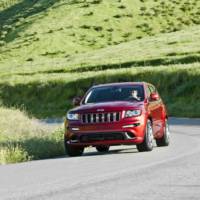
[136,120,154,152]
[156,119,170,147]
[64,137,84,156]
[96,146,110,152]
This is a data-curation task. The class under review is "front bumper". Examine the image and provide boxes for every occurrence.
[66,135,143,147]
[64,117,146,147]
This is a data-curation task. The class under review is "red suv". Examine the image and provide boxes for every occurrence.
[64,82,170,156]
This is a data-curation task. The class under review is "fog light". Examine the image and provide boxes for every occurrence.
[123,123,140,128]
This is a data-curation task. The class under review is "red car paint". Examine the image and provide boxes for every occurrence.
[64,82,168,153]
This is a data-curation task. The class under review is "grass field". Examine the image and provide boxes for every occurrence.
[0,0,200,163]
[0,26,200,118]
[1,0,200,66]
[0,107,64,164]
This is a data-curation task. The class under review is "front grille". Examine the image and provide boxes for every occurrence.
[80,132,125,142]
[81,112,120,124]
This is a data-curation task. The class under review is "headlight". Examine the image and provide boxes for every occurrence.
[125,110,141,118]
[67,113,79,120]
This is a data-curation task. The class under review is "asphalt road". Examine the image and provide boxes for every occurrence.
[0,118,200,200]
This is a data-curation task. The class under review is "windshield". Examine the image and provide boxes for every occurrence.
[84,85,144,104]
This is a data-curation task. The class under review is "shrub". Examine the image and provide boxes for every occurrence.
[0,145,30,164]
[113,14,122,18]
[89,0,102,4]
[122,32,132,38]
[93,26,103,31]
[80,3,89,8]
[107,28,114,32]
[80,25,91,29]
[118,5,126,9]
[0,108,64,164]
[84,11,93,16]
[26,58,34,62]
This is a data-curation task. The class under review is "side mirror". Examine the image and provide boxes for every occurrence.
[150,93,160,101]
[72,96,82,106]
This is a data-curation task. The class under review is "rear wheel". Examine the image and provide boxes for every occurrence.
[136,120,154,152]
[156,119,170,147]
[96,146,110,153]
[64,137,84,156]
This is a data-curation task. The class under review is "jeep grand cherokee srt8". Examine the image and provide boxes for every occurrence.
[64,82,170,156]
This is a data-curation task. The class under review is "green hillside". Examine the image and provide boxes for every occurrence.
[0,26,200,118]
[1,0,200,66]
[0,0,200,119]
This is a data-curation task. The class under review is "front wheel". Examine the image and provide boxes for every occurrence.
[64,137,84,156]
[156,119,170,147]
[136,120,154,152]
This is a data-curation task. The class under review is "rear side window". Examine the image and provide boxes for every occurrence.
[147,85,159,99]
[149,85,156,93]
[148,85,158,94]
[147,86,152,98]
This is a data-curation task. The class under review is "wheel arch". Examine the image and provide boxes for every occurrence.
[147,115,153,124]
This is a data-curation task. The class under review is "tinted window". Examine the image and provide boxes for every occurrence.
[147,86,152,98]
[84,85,144,104]
[149,85,156,93]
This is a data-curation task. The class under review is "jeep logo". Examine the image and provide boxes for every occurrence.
[97,109,104,112]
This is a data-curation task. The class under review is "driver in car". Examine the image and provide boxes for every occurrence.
[130,89,141,101]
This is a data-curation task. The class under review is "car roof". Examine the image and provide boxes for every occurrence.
[92,82,148,88]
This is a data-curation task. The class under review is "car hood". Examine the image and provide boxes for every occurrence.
[70,101,144,113]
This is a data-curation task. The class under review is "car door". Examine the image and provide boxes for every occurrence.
[147,85,163,137]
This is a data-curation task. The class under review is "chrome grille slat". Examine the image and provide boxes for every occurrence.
[91,114,94,123]
[82,112,120,124]
[107,113,110,123]
[96,115,99,123]
[113,112,116,122]
[102,113,105,122]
